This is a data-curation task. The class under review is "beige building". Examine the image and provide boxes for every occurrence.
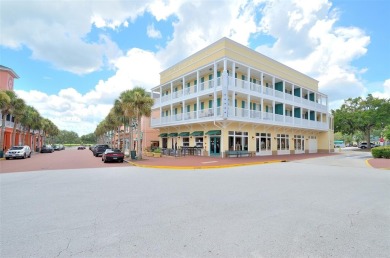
[150,38,334,157]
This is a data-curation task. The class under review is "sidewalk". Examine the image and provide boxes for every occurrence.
[126,152,330,169]
[126,152,390,170]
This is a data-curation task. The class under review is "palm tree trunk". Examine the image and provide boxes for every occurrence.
[11,120,18,146]
[0,115,6,151]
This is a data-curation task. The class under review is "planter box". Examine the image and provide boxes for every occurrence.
[153,153,162,157]
[145,152,154,157]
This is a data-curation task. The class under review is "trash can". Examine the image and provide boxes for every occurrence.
[0,150,3,158]
[36,147,40,152]
[130,150,137,160]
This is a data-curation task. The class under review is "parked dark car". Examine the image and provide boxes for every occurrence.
[41,145,54,153]
[93,145,110,157]
[78,146,86,150]
[102,149,124,163]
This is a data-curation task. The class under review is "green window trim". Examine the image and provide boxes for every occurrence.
[209,100,213,109]
[205,130,221,135]
[190,131,204,136]
[178,132,190,136]
[194,103,197,111]
[158,133,168,137]
[168,133,178,137]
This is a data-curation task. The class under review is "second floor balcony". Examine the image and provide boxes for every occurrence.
[151,107,329,131]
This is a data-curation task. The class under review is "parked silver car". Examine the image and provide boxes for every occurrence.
[5,145,32,160]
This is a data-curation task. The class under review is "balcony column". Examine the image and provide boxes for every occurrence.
[159,107,162,125]
[292,105,295,125]
[182,77,185,97]
[232,62,236,89]
[196,97,199,119]
[283,103,286,123]
[170,82,173,101]
[247,67,251,90]
[260,72,263,94]
[159,87,162,104]
[261,98,264,120]
[247,94,250,118]
[196,70,199,93]
[283,81,285,99]
[272,77,275,96]
[232,92,236,117]
[272,100,275,121]
[170,104,173,122]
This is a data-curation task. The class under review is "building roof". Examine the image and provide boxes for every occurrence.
[156,37,318,88]
[0,65,20,79]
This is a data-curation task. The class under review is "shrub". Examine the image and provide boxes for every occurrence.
[371,146,390,159]
[153,148,161,153]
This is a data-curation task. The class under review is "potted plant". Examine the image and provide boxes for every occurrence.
[144,147,154,157]
[153,148,162,157]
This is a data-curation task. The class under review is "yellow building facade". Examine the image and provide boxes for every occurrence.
[151,38,334,157]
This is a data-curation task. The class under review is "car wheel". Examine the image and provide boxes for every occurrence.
[120,159,124,163]
[28,153,31,158]
[103,159,107,163]
[5,157,9,160]
[23,153,26,159]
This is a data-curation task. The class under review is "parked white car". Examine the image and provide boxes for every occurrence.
[5,145,32,160]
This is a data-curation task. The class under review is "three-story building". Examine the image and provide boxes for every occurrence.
[151,38,334,157]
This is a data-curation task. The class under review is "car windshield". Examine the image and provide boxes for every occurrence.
[10,146,23,150]
[111,149,122,153]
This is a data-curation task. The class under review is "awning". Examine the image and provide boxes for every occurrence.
[158,133,168,137]
[205,130,221,135]
[178,132,190,136]
[190,131,204,136]
[168,133,178,137]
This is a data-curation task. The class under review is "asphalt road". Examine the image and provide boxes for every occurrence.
[0,147,129,173]
[1,152,389,257]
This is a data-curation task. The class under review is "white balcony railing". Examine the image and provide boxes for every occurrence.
[153,77,328,112]
[152,108,328,130]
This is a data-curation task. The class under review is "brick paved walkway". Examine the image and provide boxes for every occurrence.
[367,158,390,170]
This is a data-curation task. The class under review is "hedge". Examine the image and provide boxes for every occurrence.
[371,146,390,159]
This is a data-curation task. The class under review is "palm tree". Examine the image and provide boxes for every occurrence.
[118,90,137,155]
[20,105,40,148]
[129,87,154,160]
[10,96,26,146]
[0,90,12,151]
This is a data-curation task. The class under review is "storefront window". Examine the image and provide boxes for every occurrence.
[195,137,203,148]
[228,131,248,151]
[277,134,289,150]
[182,137,189,147]
[294,135,304,150]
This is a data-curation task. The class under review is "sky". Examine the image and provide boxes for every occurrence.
[1,0,389,136]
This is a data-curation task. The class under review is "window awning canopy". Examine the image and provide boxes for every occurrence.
[168,133,178,137]
[178,132,190,136]
[205,130,221,135]
[190,131,204,136]
[158,133,167,137]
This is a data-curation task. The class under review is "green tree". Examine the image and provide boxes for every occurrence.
[10,95,26,146]
[80,133,97,144]
[332,94,390,148]
[54,130,80,144]
[128,87,154,160]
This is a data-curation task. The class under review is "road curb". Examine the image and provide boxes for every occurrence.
[126,159,286,169]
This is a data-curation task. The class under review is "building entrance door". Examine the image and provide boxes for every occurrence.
[209,137,221,156]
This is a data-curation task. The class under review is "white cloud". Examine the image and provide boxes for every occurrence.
[255,0,370,106]
[147,23,162,39]
[6,0,376,136]
[372,79,390,99]
[14,48,161,136]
